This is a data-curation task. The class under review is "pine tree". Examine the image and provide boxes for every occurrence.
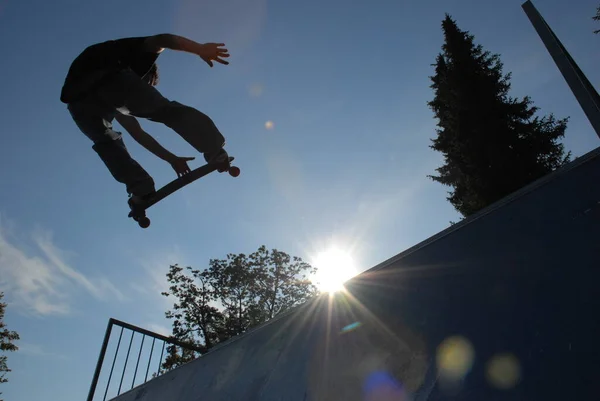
[427,14,571,217]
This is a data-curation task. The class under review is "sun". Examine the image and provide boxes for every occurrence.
[312,247,358,293]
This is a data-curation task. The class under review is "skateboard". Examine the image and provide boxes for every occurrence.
[128,156,240,228]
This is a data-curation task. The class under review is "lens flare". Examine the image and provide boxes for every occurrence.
[436,336,475,381]
[340,321,362,334]
[486,353,521,389]
[363,371,406,401]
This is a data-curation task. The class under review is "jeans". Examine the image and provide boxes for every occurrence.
[67,68,226,197]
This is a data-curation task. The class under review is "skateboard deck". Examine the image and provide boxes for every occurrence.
[128,156,240,228]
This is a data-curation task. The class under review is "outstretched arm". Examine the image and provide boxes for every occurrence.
[115,113,175,161]
[142,34,230,67]
[115,114,194,177]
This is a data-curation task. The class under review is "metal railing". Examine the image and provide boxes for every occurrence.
[86,318,202,401]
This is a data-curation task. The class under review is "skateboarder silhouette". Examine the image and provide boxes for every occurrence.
[60,34,231,209]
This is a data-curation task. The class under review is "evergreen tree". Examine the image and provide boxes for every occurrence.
[427,14,571,217]
[1,292,20,401]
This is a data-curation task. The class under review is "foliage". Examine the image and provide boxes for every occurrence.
[427,14,571,217]
[160,245,318,371]
[0,292,19,401]
[593,5,600,34]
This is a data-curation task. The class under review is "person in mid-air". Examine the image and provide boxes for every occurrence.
[60,34,231,208]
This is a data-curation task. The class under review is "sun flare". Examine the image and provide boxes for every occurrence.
[312,247,358,293]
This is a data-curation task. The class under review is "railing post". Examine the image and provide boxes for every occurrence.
[87,318,115,401]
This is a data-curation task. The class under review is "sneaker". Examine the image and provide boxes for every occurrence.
[128,191,154,210]
[204,148,230,172]
[204,148,228,164]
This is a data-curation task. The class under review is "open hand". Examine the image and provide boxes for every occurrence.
[197,43,230,67]
[168,156,195,177]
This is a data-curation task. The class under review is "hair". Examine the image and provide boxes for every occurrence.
[143,63,160,86]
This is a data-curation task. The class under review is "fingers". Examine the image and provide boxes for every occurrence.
[172,157,194,178]
[203,56,228,67]
[201,43,230,67]
[209,42,227,50]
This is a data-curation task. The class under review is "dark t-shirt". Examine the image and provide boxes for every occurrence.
[60,36,160,104]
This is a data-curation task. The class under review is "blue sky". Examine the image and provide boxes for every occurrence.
[1,0,599,400]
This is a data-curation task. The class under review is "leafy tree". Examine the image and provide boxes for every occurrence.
[594,5,600,34]
[427,14,571,217]
[159,342,199,376]
[206,251,260,337]
[0,292,19,401]
[160,246,318,371]
[162,265,226,350]
[158,265,227,372]
[250,246,318,322]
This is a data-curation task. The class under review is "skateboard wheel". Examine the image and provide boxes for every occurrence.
[229,166,240,177]
[138,217,151,228]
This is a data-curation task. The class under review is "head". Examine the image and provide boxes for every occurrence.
[143,63,160,86]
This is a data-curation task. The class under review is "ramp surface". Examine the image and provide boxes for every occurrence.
[111,147,600,401]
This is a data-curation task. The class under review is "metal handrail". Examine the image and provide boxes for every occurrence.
[86,318,202,401]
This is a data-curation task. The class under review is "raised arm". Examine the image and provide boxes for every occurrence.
[142,34,230,67]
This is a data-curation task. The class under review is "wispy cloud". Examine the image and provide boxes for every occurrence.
[0,215,124,316]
